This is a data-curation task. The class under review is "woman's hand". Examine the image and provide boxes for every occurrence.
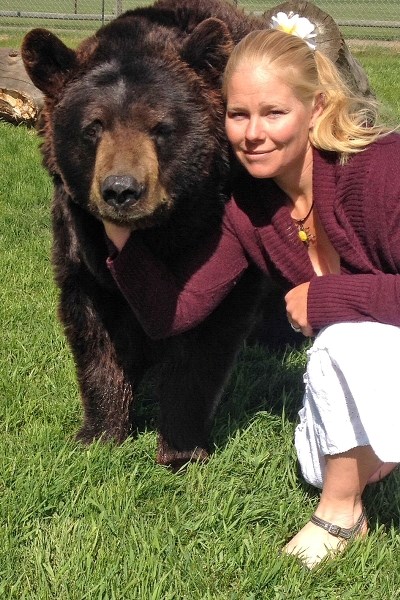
[285,282,313,337]
[103,221,131,252]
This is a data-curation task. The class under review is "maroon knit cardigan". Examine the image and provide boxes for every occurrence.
[107,133,400,339]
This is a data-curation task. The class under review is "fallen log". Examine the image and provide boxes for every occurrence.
[0,47,44,125]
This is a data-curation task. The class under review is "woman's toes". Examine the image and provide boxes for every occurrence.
[282,521,346,569]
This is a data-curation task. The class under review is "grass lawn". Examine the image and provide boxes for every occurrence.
[1,42,400,598]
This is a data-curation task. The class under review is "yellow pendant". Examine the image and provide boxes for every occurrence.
[298,229,308,243]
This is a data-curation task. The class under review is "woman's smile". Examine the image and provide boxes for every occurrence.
[243,148,275,156]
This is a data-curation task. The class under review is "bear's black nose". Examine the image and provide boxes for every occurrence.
[101,175,145,209]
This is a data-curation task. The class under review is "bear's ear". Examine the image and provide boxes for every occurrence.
[21,28,78,98]
[181,18,234,86]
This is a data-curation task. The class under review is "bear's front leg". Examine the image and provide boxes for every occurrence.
[58,275,147,445]
[155,328,232,470]
[157,436,209,472]
[51,198,150,445]
[155,268,265,470]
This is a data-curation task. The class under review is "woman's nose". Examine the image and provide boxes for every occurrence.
[245,117,266,142]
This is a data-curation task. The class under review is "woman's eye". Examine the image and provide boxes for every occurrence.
[227,111,247,121]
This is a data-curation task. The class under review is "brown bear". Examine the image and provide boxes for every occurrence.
[21,0,372,469]
[21,0,273,469]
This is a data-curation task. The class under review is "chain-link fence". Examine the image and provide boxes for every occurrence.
[0,0,399,40]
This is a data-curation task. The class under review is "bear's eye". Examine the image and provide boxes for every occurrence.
[151,121,175,142]
[83,121,103,142]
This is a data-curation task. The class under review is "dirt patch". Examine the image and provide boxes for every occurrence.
[348,39,400,51]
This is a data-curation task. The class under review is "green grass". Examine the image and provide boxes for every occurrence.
[351,47,400,126]
[1,52,400,598]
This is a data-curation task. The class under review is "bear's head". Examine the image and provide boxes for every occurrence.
[22,14,234,232]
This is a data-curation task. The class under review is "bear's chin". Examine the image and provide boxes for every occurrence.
[98,203,174,231]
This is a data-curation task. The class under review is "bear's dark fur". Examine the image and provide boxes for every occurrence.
[21,0,275,468]
[21,0,373,469]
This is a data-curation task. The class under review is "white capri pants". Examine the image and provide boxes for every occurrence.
[295,322,400,489]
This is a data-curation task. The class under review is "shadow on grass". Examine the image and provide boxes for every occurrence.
[133,336,307,448]
[363,473,400,530]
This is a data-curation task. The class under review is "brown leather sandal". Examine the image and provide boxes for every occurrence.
[310,510,367,540]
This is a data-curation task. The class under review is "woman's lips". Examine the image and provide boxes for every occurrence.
[242,148,275,155]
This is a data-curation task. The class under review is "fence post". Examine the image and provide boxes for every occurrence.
[115,0,123,16]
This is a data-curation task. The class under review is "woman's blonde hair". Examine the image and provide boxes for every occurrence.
[222,29,389,161]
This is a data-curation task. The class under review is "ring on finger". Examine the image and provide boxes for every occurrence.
[290,322,302,333]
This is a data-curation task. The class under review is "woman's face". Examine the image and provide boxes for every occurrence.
[225,64,320,181]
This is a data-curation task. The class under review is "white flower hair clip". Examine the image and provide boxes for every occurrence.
[271,11,317,50]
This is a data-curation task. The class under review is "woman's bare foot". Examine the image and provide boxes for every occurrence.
[367,462,398,484]
[282,510,368,569]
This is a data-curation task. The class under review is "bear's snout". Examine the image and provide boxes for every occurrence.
[101,175,145,210]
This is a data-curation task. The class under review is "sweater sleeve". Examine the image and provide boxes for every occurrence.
[106,213,249,339]
[308,273,400,330]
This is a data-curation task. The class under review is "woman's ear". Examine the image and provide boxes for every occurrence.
[310,92,325,127]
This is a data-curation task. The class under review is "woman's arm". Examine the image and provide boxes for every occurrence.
[308,273,400,330]
[105,218,249,340]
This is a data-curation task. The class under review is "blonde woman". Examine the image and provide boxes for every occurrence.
[104,29,400,568]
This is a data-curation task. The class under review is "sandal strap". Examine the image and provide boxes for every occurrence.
[310,510,366,540]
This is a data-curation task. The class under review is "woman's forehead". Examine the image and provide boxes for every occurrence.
[227,67,294,101]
